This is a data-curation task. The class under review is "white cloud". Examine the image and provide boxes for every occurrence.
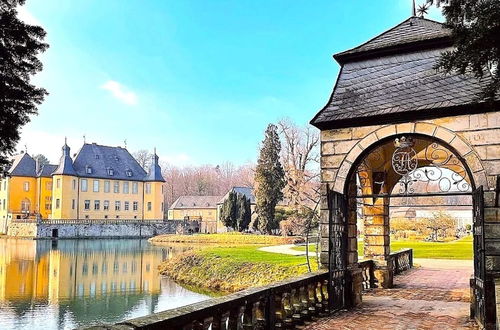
[100,80,138,105]
[16,6,41,26]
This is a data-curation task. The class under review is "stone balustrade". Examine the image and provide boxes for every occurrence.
[87,271,330,330]
[389,249,413,275]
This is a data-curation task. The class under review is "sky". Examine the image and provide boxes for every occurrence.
[17,0,443,167]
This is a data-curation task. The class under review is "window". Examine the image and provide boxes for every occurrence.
[123,182,129,194]
[161,202,164,211]
[133,201,138,211]
[56,199,60,209]
[56,179,60,189]
[81,179,88,192]
[115,201,120,211]
[145,183,151,194]
[72,199,75,210]
[94,200,100,210]
[126,170,133,177]
[103,200,109,211]
[107,168,114,176]
[86,165,92,174]
[45,196,51,211]
[124,201,129,211]
[23,182,29,192]
[104,181,110,193]
[84,200,90,210]
[93,180,99,192]
[46,181,52,190]
[113,181,119,193]
[72,179,76,190]
[147,202,152,211]
[3,180,6,190]
[132,182,138,194]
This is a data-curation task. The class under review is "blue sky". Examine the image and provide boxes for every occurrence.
[17,0,443,166]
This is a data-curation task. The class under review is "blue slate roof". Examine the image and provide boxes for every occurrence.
[145,153,165,182]
[72,143,149,181]
[8,153,37,177]
[53,143,78,176]
[38,164,58,177]
[219,186,256,204]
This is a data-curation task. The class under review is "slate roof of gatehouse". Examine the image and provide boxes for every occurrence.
[311,16,496,128]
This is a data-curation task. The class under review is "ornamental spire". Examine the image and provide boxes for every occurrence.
[412,0,417,16]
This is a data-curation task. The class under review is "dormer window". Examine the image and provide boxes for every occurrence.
[107,168,114,176]
[85,165,92,174]
[126,169,133,177]
[114,156,119,161]
[95,154,99,159]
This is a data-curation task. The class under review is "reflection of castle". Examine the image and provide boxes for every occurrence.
[0,239,165,304]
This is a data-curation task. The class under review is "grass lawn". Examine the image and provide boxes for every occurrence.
[200,245,317,268]
[293,236,473,260]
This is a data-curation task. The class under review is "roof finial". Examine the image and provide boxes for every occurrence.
[83,134,86,144]
[124,139,127,148]
[64,136,67,145]
[24,144,28,154]
[154,147,157,155]
[412,0,417,16]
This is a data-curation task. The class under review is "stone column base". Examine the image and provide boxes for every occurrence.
[373,260,394,289]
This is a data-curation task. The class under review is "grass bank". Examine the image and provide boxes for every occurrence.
[150,232,303,245]
[154,233,315,293]
[293,236,473,260]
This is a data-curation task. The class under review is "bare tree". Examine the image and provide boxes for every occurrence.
[161,161,256,212]
[133,149,152,169]
[277,118,320,210]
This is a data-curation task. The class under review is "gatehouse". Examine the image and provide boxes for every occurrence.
[311,15,500,329]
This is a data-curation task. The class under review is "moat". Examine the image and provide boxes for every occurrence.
[0,238,209,329]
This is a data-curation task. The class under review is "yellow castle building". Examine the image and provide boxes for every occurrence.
[0,142,165,228]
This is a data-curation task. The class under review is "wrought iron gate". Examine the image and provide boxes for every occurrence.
[472,186,486,326]
[327,187,348,311]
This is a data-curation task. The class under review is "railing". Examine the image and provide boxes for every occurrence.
[91,271,330,330]
[10,218,177,225]
[389,248,413,275]
[359,260,376,290]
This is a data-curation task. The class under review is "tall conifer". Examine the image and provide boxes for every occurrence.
[254,124,285,234]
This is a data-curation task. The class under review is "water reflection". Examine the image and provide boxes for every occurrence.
[0,238,208,329]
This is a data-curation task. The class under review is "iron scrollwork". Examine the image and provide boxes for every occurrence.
[355,136,472,196]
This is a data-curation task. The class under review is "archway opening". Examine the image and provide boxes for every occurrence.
[344,134,475,291]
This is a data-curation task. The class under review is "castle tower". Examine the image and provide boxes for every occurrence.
[51,141,78,219]
[143,150,165,220]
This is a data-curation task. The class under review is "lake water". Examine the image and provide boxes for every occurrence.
[0,238,209,329]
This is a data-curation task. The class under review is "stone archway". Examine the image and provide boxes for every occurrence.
[320,127,494,326]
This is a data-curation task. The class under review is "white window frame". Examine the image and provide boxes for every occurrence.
[84,200,90,210]
[132,182,138,194]
[81,179,88,192]
[93,180,99,192]
[104,180,110,193]
[123,182,129,194]
[113,181,119,193]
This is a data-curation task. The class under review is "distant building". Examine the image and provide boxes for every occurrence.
[168,186,258,233]
[168,196,223,233]
[0,142,165,231]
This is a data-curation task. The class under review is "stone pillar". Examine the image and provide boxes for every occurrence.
[363,196,393,288]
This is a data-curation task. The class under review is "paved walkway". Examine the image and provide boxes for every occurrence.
[305,260,477,330]
[259,243,316,256]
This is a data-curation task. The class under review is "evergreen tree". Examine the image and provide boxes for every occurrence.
[427,0,500,99]
[254,124,285,234]
[220,191,251,231]
[236,193,251,231]
[1,1,48,171]
[220,191,237,229]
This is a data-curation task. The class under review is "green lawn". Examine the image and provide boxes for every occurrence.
[293,236,473,260]
[201,245,317,269]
